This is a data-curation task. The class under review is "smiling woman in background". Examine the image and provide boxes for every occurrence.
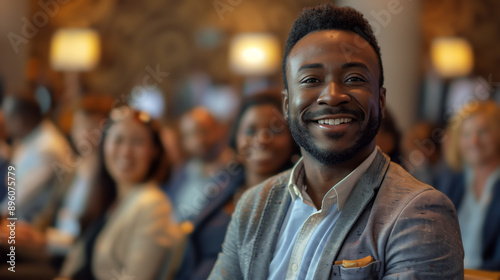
[175,89,300,280]
[438,100,500,271]
[233,90,301,199]
[59,106,183,280]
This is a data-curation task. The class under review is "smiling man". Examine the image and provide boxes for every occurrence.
[209,4,464,280]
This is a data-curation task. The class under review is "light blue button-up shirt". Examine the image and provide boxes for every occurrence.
[268,148,377,280]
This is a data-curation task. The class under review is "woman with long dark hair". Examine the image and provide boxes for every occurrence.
[59,106,183,280]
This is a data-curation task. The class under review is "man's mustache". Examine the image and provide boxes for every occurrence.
[302,107,365,122]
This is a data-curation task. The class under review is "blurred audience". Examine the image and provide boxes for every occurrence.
[164,107,234,222]
[175,89,300,280]
[402,121,447,186]
[375,109,404,167]
[32,95,114,256]
[0,96,113,278]
[0,92,73,279]
[0,108,11,159]
[232,90,300,195]
[0,93,72,222]
[437,100,500,270]
[0,108,10,202]
[59,106,183,280]
[159,123,183,167]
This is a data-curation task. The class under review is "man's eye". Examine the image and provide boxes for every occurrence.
[301,78,320,84]
[345,76,365,83]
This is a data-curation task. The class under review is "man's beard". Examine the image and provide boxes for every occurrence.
[288,107,381,165]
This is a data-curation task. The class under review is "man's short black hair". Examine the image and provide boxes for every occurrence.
[282,3,384,90]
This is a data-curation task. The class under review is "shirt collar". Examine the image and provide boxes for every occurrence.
[287,147,378,211]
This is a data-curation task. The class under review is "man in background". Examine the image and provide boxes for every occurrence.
[1,93,72,222]
[165,106,234,222]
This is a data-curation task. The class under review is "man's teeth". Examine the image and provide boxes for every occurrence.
[317,118,352,125]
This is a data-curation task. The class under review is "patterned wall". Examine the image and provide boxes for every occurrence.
[28,0,500,121]
[421,0,500,81]
[29,0,327,119]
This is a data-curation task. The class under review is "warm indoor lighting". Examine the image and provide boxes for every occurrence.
[50,28,100,71]
[431,37,473,78]
[229,33,280,76]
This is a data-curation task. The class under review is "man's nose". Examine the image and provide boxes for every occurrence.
[316,82,351,106]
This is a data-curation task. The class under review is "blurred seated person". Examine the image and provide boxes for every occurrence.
[0,93,72,222]
[0,95,113,277]
[0,108,11,202]
[375,109,404,167]
[176,89,300,280]
[438,100,500,270]
[59,106,183,280]
[164,107,234,222]
[159,121,183,167]
[32,95,113,255]
[402,121,447,186]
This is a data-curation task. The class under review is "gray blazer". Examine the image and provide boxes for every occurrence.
[209,151,464,279]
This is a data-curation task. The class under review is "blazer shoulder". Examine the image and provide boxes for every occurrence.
[376,162,458,218]
[372,163,464,278]
[383,162,435,195]
[375,162,459,212]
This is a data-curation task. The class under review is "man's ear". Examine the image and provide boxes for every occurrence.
[282,89,289,121]
[379,87,386,119]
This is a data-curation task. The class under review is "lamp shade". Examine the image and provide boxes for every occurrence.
[431,37,473,78]
[50,28,100,71]
[229,33,280,76]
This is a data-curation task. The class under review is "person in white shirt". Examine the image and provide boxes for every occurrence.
[1,94,73,222]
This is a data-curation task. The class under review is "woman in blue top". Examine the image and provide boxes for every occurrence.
[437,100,500,271]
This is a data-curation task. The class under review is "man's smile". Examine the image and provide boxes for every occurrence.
[315,117,352,126]
[302,107,363,135]
[310,115,356,133]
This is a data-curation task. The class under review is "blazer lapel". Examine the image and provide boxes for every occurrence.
[247,176,292,280]
[313,150,390,280]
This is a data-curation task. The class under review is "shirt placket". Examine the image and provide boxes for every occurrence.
[285,211,323,280]
[285,192,336,280]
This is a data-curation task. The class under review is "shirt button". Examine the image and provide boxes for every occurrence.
[292,263,298,272]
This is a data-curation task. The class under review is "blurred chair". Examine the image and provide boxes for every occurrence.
[465,269,500,280]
